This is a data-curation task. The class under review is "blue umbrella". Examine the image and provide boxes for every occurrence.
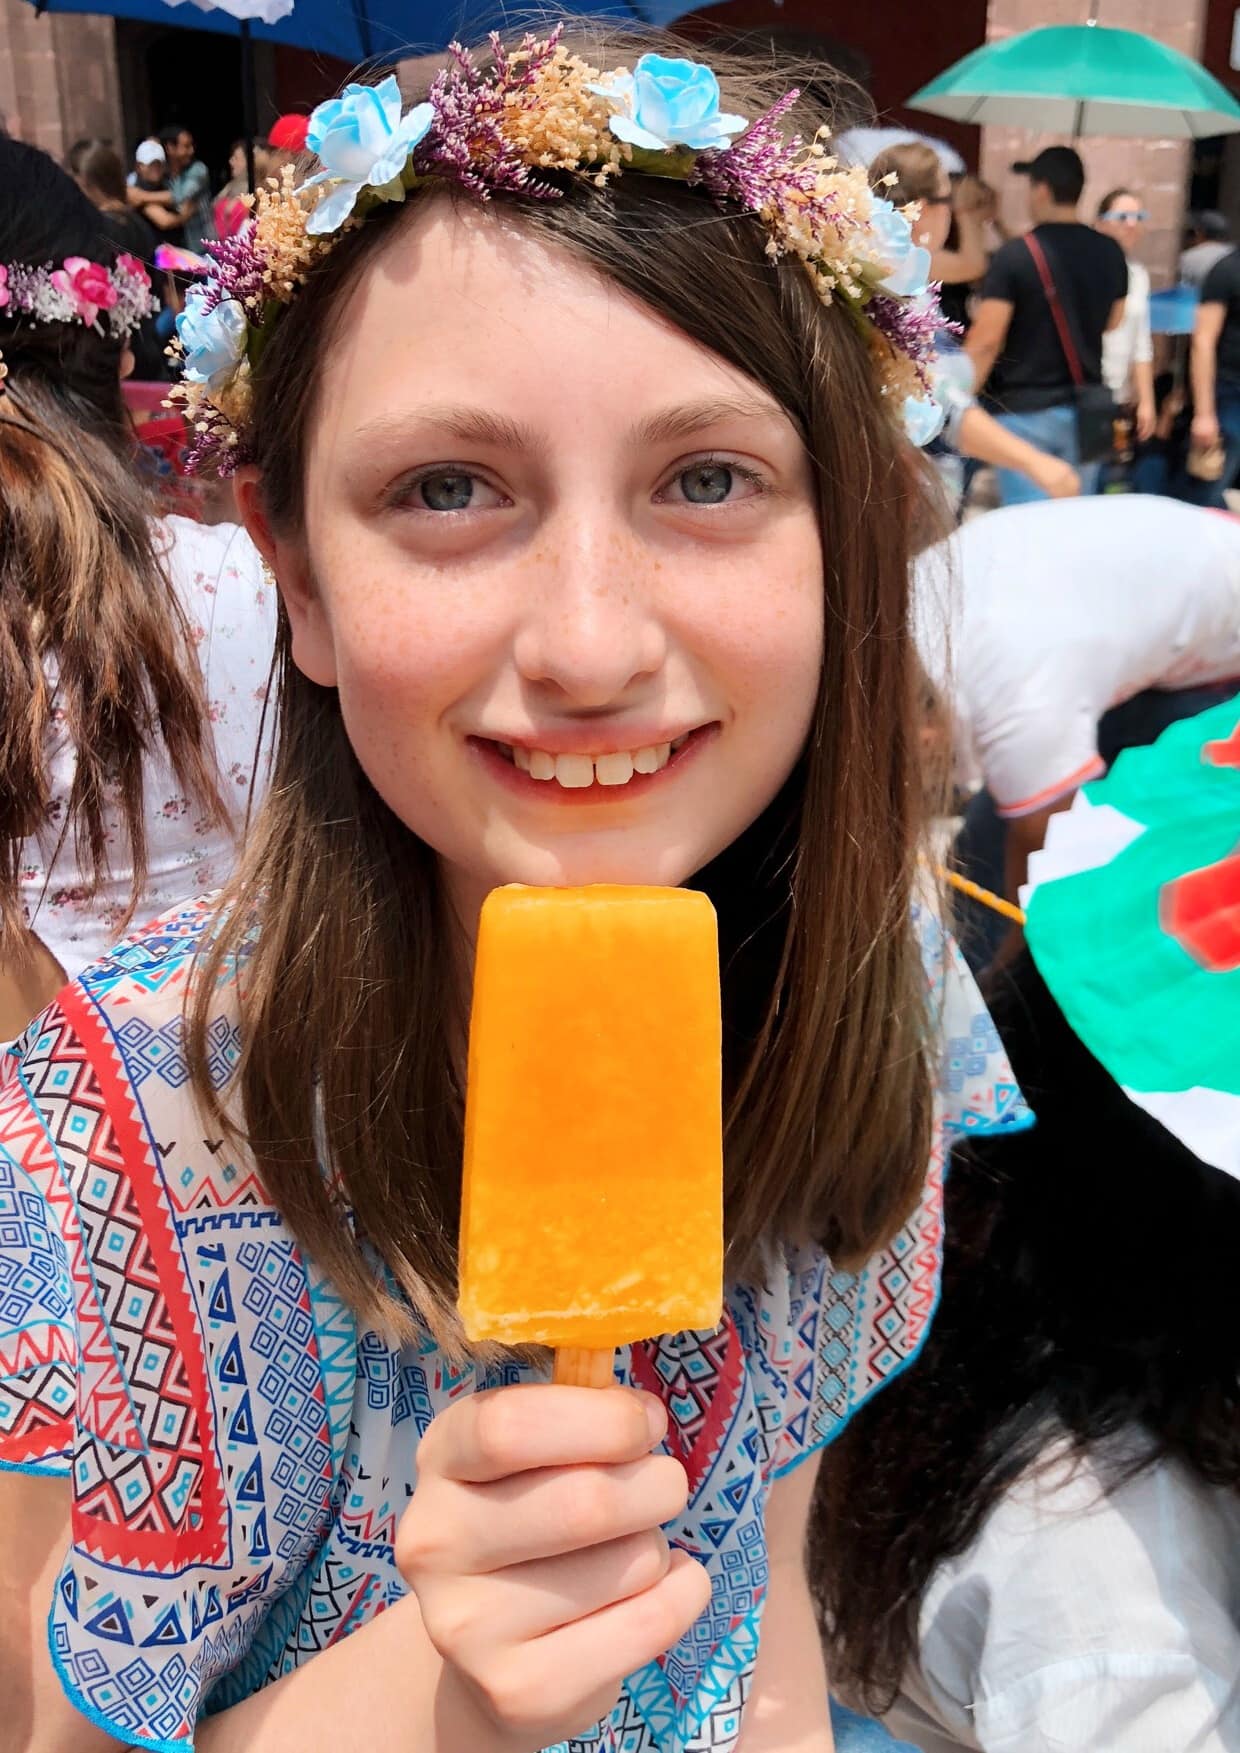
[1148,283,1199,337]
[22,0,696,65]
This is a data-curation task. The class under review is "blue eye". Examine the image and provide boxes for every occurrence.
[419,472,474,511]
[679,464,735,504]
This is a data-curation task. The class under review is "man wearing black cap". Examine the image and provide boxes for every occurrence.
[965,146,1128,503]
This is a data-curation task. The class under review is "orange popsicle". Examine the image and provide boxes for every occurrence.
[459,885,723,1377]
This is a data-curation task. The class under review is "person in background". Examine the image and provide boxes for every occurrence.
[869,142,1079,512]
[938,176,1008,335]
[68,138,167,379]
[1180,208,1231,289]
[127,136,182,240]
[1095,186,1155,445]
[1181,239,1240,506]
[0,139,274,1033]
[870,142,989,288]
[129,124,213,254]
[914,496,1240,969]
[214,136,271,239]
[966,146,1127,501]
[818,938,1240,1753]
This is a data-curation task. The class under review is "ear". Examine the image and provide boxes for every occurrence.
[234,467,338,688]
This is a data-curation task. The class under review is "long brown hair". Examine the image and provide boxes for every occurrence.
[188,33,945,1345]
[0,139,228,951]
[869,140,942,210]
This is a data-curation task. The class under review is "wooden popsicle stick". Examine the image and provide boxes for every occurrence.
[553,1347,616,1388]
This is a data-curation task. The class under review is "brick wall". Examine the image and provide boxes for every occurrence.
[979,0,1207,287]
[0,0,122,161]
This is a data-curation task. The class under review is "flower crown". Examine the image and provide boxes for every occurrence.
[0,254,156,341]
[172,31,943,474]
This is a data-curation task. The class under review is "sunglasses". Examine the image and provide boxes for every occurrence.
[1101,209,1148,223]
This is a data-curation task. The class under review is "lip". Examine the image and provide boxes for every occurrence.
[467,722,718,804]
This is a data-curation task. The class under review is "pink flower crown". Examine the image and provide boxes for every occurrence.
[0,254,156,341]
[171,30,944,475]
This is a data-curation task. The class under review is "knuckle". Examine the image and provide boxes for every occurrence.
[394,1504,445,1579]
[625,1571,696,1655]
[470,1391,521,1474]
[418,1589,476,1661]
[476,1656,546,1733]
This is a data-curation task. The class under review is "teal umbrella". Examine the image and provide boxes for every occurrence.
[908,23,1240,139]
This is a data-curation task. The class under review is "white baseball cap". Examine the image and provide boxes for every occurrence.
[135,139,165,166]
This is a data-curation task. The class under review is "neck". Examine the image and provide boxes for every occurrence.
[1038,202,1079,225]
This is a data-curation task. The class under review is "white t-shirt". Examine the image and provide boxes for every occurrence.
[1102,258,1153,401]
[915,497,1240,818]
[884,1444,1240,1753]
[19,517,276,981]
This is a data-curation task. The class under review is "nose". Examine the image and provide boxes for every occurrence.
[512,509,668,708]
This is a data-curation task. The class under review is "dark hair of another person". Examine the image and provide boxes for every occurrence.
[187,28,949,1347]
[73,138,130,205]
[1035,154,1084,205]
[1097,185,1136,219]
[158,123,190,150]
[812,950,1240,1707]
[0,138,227,950]
[1191,208,1229,242]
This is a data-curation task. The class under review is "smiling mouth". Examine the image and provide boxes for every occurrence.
[485,731,701,790]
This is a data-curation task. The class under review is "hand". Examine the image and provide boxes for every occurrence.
[397,1385,711,1749]
[1030,455,1081,499]
[1192,412,1221,452]
[1135,398,1157,444]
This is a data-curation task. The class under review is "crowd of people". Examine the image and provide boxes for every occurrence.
[0,27,1237,1753]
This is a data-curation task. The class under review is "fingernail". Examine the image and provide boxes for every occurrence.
[640,1392,666,1444]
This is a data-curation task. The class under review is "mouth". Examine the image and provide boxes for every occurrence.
[469,724,716,798]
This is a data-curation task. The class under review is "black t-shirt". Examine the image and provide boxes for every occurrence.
[1200,248,1240,389]
[980,223,1128,413]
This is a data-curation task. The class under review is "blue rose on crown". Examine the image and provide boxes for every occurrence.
[592,54,748,153]
[170,32,945,472]
[304,76,435,235]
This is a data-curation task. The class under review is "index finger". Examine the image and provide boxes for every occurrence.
[418,1384,667,1484]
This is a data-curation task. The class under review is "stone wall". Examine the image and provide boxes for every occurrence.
[980,0,1208,287]
[0,0,122,161]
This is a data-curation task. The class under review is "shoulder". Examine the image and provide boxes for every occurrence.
[917,1449,1240,1744]
[982,236,1027,293]
[157,515,267,605]
[1201,248,1240,301]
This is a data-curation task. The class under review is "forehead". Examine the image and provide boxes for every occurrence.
[313,200,788,444]
[1110,193,1140,209]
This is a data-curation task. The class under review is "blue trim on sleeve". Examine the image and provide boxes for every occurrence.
[0,1454,71,1478]
[46,1592,193,1753]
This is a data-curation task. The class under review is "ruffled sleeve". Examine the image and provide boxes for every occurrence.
[0,908,356,1751]
[763,904,1031,1477]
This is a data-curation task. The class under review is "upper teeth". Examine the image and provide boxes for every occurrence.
[502,737,689,788]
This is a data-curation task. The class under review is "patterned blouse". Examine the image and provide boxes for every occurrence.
[0,898,1028,1753]
[18,517,275,983]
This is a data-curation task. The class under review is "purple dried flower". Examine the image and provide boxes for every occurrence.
[200,222,268,317]
[421,30,564,201]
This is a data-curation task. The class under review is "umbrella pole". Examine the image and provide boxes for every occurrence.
[240,16,258,195]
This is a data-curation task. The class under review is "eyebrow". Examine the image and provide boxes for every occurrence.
[349,393,785,459]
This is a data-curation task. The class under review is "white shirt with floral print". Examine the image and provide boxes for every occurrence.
[19,516,276,982]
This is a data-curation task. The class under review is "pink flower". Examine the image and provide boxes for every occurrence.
[0,264,9,309]
[51,256,119,327]
[116,252,151,290]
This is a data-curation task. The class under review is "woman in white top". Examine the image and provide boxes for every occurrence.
[1097,186,1156,442]
[0,140,274,1034]
[815,949,1240,1751]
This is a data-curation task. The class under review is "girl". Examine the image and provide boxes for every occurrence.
[0,140,274,1038]
[0,32,1025,1752]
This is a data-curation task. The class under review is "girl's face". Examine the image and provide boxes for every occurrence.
[229,143,247,181]
[253,202,824,926]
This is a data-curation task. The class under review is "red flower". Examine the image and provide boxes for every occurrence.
[52,256,119,327]
[116,252,151,290]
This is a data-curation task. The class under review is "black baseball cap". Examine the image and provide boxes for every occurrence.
[1011,145,1085,202]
